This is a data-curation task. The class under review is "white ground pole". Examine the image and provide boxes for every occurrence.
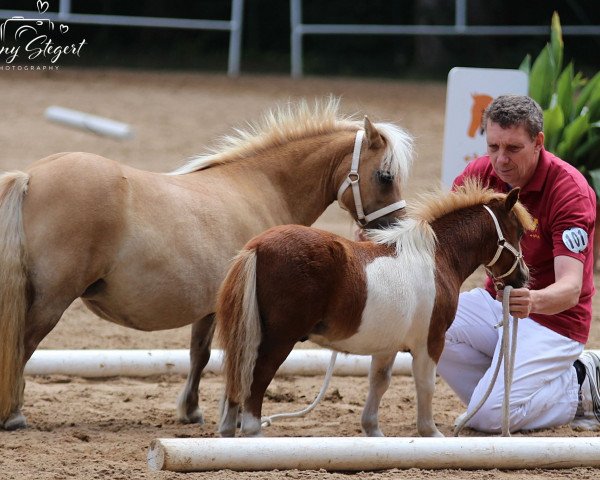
[25,348,600,378]
[45,106,134,139]
[24,349,413,377]
[148,437,600,472]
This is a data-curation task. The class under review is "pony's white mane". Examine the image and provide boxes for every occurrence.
[169,98,413,182]
[366,180,533,256]
[367,218,436,261]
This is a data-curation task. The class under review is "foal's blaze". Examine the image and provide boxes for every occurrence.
[217,181,534,438]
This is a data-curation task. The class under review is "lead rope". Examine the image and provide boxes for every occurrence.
[261,351,338,427]
[454,285,517,437]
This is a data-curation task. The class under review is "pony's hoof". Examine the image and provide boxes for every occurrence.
[3,412,27,430]
[179,408,205,425]
[365,429,385,437]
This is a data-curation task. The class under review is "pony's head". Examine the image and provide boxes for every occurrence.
[336,116,413,229]
[479,186,534,289]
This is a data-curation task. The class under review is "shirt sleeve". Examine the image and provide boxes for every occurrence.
[549,183,596,262]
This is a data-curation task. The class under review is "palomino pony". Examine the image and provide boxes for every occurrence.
[217,181,535,438]
[0,99,414,430]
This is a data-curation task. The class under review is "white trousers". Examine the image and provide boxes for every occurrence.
[437,288,583,432]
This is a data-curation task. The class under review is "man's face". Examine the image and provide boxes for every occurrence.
[486,120,544,188]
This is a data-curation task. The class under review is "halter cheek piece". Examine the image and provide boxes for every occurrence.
[482,204,523,286]
[337,129,407,227]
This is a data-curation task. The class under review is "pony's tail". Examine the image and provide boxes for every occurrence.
[216,248,261,405]
[0,171,30,423]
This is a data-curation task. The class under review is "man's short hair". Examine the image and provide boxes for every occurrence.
[483,95,543,140]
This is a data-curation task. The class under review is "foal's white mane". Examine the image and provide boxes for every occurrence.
[169,97,413,185]
[367,180,533,256]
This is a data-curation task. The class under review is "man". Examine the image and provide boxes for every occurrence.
[437,94,598,432]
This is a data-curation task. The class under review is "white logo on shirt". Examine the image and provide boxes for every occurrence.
[562,228,589,253]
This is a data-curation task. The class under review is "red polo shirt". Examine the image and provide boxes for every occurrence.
[454,148,596,343]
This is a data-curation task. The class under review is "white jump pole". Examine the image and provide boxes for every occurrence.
[148,437,600,472]
[24,349,413,378]
[45,106,134,139]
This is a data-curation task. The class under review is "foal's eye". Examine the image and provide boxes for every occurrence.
[376,170,395,185]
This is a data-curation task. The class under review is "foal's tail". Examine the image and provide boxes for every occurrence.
[0,171,30,423]
[216,248,261,405]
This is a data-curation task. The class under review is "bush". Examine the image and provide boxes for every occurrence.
[519,12,600,197]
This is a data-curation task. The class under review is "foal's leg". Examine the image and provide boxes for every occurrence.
[177,313,215,424]
[240,340,297,437]
[361,352,396,437]
[218,396,240,437]
[411,347,443,437]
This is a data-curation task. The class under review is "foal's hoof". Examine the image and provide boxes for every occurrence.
[178,407,205,425]
[2,412,27,430]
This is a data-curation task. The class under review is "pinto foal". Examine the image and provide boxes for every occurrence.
[216,182,535,438]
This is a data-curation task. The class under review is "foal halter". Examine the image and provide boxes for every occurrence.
[336,129,407,227]
[483,204,523,284]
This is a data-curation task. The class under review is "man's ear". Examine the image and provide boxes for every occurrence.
[534,131,544,154]
[505,187,520,211]
[364,116,384,149]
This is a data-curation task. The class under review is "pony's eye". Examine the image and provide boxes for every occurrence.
[376,170,394,185]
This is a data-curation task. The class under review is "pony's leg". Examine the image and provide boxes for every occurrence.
[177,313,215,424]
[361,352,396,437]
[3,298,69,430]
[218,396,240,437]
[411,347,443,437]
[241,340,296,437]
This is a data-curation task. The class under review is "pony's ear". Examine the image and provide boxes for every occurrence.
[505,187,520,212]
[364,116,384,149]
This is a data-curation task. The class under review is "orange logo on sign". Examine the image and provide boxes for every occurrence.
[467,94,493,138]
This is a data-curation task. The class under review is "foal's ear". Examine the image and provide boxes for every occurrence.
[364,116,384,149]
[505,187,520,212]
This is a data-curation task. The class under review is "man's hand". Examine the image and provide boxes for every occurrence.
[496,287,536,319]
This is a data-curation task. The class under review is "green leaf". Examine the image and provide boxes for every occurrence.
[556,63,574,122]
[586,81,600,122]
[556,112,590,163]
[574,71,600,117]
[543,103,565,153]
[575,133,600,170]
[529,45,555,108]
[586,168,600,199]
[550,12,564,78]
[519,54,531,76]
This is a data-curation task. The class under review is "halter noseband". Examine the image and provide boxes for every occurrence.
[483,204,523,286]
[336,129,407,227]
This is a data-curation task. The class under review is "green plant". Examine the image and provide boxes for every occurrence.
[519,12,600,197]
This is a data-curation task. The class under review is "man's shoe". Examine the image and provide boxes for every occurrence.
[571,351,600,431]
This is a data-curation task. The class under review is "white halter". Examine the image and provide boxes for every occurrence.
[483,204,523,283]
[336,130,407,227]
